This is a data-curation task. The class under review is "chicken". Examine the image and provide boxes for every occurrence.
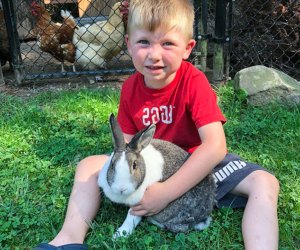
[0,8,12,69]
[73,1,129,70]
[30,2,77,72]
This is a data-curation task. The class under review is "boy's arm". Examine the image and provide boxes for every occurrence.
[164,121,227,200]
[131,121,227,216]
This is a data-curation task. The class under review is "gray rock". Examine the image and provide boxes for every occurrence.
[233,65,300,105]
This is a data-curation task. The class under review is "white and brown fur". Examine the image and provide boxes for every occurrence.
[98,114,216,237]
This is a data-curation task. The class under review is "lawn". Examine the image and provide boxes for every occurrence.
[0,84,299,249]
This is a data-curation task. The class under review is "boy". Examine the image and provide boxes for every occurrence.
[35,0,279,249]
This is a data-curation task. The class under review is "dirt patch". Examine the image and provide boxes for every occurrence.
[0,74,128,99]
[0,39,133,99]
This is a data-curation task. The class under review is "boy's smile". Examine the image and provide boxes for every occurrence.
[126,28,195,89]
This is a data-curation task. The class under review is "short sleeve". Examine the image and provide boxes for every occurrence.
[188,71,226,128]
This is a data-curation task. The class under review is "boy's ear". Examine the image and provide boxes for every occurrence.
[183,39,196,60]
[125,34,132,56]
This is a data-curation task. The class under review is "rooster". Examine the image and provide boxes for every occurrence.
[30,2,77,72]
[72,1,129,70]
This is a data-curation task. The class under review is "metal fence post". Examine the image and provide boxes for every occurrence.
[193,0,201,70]
[2,0,25,84]
[213,0,227,85]
[199,0,209,73]
[193,0,209,73]
[225,0,233,80]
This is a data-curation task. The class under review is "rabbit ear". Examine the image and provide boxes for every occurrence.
[109,114,126,151]
[128,124,156,152]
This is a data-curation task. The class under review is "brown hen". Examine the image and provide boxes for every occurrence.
[30,2,77,72]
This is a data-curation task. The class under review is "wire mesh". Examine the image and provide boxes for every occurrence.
[1,0,299,84]
[2,0,135,83]
[228,0,300,80]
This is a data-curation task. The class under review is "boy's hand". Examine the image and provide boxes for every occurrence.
[130,182,170,216]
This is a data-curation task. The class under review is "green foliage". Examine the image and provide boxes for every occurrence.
[0,89,119,248]
[0,85,299,249]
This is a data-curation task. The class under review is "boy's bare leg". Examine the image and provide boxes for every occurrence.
[232,170,280,250]
[49,155,109,246]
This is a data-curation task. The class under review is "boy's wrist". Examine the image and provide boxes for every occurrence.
[161,180,182,204]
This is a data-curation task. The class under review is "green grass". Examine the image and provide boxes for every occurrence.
[0,85,299,249]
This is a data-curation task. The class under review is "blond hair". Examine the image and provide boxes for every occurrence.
[127,0,195,40]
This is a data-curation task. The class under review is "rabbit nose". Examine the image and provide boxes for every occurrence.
[120,187,127,194]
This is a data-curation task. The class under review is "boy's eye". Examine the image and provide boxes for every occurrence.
[137,40,149,45]
[163,42,174,46]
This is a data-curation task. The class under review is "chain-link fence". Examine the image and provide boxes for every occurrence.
[1,0,135,84]
[0,0,299,85]
[229,0,300,80]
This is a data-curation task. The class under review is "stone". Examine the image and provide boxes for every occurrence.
[233,65,300,105]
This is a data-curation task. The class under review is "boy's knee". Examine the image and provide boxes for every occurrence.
[75,155,109,181]
[269,174,280,193]
[263,172,279,192]
[253,171,280,196]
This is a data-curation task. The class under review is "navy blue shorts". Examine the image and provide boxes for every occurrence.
[212,153,270,208]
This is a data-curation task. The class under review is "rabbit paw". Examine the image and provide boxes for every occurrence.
[194,217,212,231]
[113,226,133,239]
[112,211,142,239]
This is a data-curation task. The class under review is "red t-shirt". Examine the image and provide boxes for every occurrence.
[117,61,226,153]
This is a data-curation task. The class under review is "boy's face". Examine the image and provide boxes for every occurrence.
[126,27,196,89]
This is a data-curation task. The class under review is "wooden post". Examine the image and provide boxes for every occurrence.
[212,43,224,85]
[199,39,208,72]
[0,66,5,85]
[78,0,117,17]
[43,0,117,17]
[77,0,91,17]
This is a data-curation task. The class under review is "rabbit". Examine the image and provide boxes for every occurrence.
[98,114,216,238]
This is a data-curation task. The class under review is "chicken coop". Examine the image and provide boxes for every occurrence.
[1,0,299,85]
[1,0,137,84]
[0,0,231,85]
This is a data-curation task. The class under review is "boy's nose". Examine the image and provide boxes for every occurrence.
[147,45,162,61]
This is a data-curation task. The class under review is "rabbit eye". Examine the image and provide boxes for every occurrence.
[132,160,137,170]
